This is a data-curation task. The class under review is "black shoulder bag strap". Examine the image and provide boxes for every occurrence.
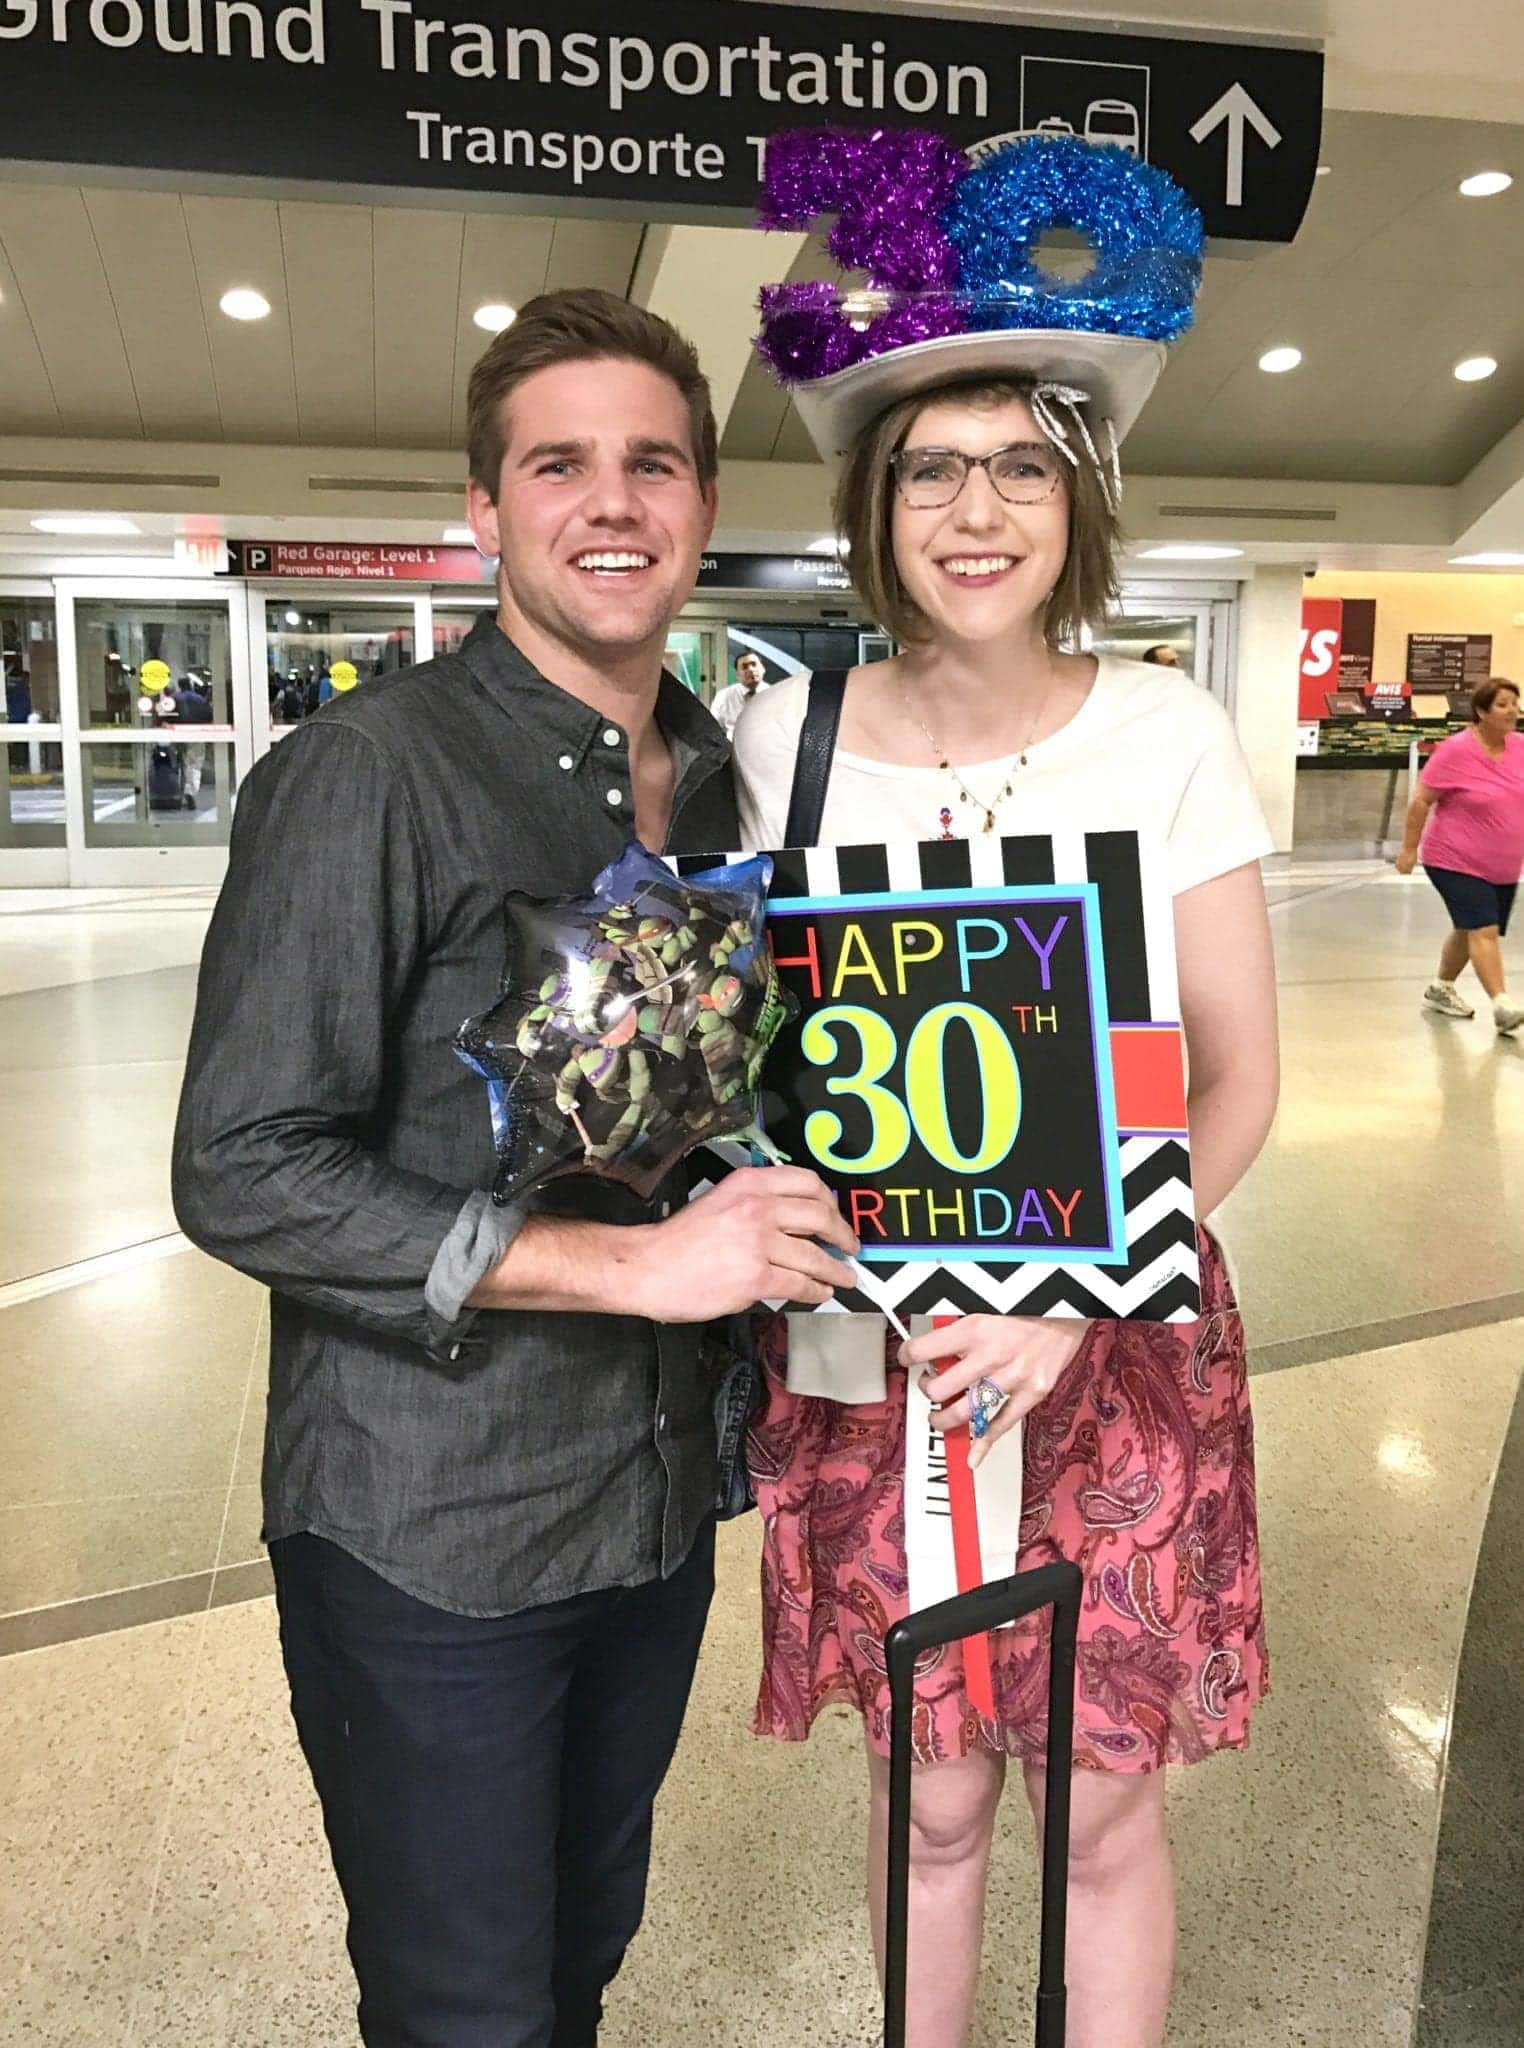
[782,668,848,849]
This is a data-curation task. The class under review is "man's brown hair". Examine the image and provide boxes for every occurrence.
[1471,676,1520,720]
[466,287,718,500]
[832,376,1121,650]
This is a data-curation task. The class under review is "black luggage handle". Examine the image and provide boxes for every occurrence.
[883,1561,1082,2048]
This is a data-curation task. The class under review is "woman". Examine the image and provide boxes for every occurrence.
[1396,677,1524,1035]
[733,132,1279,2048]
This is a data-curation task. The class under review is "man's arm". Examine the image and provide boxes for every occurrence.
[174,723,859,1351]
[467,1166,860,1320]
[172,722,493,1358]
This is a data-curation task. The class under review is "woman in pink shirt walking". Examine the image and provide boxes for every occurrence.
[1396,677,1524,1035]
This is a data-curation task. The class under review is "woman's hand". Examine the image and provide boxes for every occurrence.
[898,1316,1091,1468]
[1394,847,1417,875]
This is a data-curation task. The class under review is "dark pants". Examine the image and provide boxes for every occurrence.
[270,1525,716,2048]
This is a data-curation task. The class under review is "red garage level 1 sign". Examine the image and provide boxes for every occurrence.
[226,542,493,583]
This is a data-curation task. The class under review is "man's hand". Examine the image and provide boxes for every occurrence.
[632,1166,859,1322]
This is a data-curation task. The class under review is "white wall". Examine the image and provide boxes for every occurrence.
[1233,566,1304,855]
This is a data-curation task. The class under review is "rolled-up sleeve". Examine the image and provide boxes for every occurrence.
[172,721,509,1357]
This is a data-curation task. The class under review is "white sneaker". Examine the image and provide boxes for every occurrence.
[1423,981,1475,1020]
[1494,995,1524,1036]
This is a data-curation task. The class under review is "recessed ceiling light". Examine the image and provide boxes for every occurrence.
[1455,355,1498,382]
[283,608,302,625]
[30,514,141,536]
[473,302,517,334]
[1139,544,1244,561]
[219,287,271,322]
[1449,551,1524,566]
[1459,171,1513,198]
[442,526,476,545]
[1258,346,1302,374]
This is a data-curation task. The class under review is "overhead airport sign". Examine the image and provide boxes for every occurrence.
[226,540,491,580]
[0,1,1323,246]
[696,552,853,594]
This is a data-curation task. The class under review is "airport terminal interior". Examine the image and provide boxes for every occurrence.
[4,0,1524,2043]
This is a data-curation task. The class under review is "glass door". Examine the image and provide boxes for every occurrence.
[1094,585,1238,710]
[58,579,254,886]
[0,589,66,887]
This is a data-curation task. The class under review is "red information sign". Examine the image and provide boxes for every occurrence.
[227,541,491,584]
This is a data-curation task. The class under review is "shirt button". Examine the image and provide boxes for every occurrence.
[657,1412,668,1433]
[607,789,622,806]
[558,753,573,771]
[449,1343,463,1362]
[603,727,620,747]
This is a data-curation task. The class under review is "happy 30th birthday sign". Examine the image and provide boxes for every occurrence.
[675,832,1201,1324]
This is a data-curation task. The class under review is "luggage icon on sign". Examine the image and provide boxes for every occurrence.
[1084,99,1142,154]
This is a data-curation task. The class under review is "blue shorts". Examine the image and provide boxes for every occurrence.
[1425,864,1517,937]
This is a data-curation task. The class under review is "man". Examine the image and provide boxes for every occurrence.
[173,288,853,2048]
[174,670,213,804]
[1141,642,1180,668]
[710,647,769,735]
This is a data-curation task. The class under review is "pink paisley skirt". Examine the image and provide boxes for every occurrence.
[748,1233,1269,1770]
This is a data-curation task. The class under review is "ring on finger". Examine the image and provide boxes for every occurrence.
[969,1376,1009,1440]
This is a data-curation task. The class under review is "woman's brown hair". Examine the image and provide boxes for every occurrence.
[832,375,1121,650]
[1471,677,1520,720]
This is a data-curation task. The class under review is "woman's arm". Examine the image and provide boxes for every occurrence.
[1394,782,1438,875]
[1175,859,1279,1219]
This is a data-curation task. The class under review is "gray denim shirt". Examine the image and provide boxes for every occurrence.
[172,615,739,1616]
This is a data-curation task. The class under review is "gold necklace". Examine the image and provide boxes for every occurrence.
[901,678,1052,835]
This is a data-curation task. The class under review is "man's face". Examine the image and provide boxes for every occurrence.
[736,654,766,693]
[467,357,717,669]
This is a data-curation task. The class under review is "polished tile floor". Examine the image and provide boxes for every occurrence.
[2,866,1522,2047]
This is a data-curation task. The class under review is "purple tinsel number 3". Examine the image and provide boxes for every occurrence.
[755,129,971,383]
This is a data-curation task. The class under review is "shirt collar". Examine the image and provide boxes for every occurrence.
[458,612,728,773]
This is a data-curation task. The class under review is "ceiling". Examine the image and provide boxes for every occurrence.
[0,103,1522,556]
[721,110,1524,487]
[0,191,642,449]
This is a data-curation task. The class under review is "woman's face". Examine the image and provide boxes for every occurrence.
[1479,689,1520,743]
[890,392,1071,649]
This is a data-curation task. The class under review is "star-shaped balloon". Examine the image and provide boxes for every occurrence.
[456,841,792,1204]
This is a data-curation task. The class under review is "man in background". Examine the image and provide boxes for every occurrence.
[711,647,769,735]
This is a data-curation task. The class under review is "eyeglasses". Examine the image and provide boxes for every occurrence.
[889,442,1064,510]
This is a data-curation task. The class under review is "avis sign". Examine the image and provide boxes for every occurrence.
[1299,596,1343,720]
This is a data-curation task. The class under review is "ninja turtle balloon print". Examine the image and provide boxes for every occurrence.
[456,842,792,1204]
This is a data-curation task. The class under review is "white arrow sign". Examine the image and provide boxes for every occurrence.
[1190,82,1283,208]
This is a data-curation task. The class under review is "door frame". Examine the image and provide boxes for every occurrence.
[0,576,67,887]
[56,576,254,888]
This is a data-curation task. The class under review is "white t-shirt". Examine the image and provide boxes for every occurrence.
[730,654,1273,1398]
[733,654,1272,896]
[710,682,762,738]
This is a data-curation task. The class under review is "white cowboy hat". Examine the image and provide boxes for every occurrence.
[791,326,1167,465]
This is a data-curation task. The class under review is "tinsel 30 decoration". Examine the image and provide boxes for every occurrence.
[755,128,1204,387]
[947,137,1203,342]
[755,128,970,383]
